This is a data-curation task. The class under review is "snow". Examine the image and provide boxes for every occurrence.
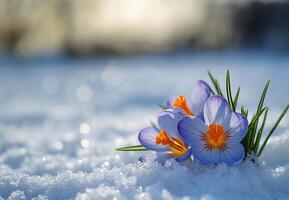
[0,51,289,199]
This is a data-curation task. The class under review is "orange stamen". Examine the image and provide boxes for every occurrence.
[204,124,228,149]
[173,96,193,115]
[155,130,188,157]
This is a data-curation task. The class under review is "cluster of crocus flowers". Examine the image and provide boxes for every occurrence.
[138,80,248,165]
[117,71,288,167]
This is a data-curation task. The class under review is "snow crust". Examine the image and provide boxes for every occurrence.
[0,52,289,199]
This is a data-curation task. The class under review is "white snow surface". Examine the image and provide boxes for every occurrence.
[0,51,289,199]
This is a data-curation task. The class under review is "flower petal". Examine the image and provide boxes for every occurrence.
[227,112,248,142]
[175,148,193,162]
[198,149,221,164]
[220,143,245,165]
[190,80,211,116]
[177,116,207,146]
[204,96,232,126]
[138,127,167,151]
[157,110,182,138]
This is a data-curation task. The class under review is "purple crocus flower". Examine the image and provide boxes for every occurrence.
[138,110,192,162]
[167,80,211,118]
[177,95,248,165]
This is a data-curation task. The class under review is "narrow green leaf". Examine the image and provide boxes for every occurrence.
[115,145,148,151]
[253,107,268,154]
[241,105,248,116]
[214,79,224,97]
[226,70,235,111]
[257,104,289,156]
[256,81,270,114]
[233,87,240,110]
[242,107,267,153]
[251,81,270,150]
[207,71,223,96]
[207,70,216,86]
[159,104,168,110]
[150,120,160,132]
[248,107,267,129]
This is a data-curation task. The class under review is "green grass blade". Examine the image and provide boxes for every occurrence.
[207,71,223,96]
[257,104,289,156]
[248,107,267,129]
[251,81,270,150]
[150,120,160,132]
[242,107,267,153]
[253,107,268,154]
[241,105,248,116]
[256,81,270,114]
[159,104,168,110]
[226,70,235,111]
[214,80,224,96]
[115,145,148,151]
[233,87,240,110]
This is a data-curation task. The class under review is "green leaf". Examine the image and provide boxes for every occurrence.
[256,81,270,114]
[115,145,148,151]
[257,104,289,156]
[248,107,267,129]
[226,70,235,111]
[207,71,223,96]
[241,105,248,116]
[250,81,270,150]
[150,120,160,132]
[253,107,268,154]
[242,107,267,153]
[214,80,224,96]
[159,104,168,110]
[233,87,240,110]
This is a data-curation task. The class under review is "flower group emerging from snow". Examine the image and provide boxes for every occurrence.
[139,81,248,165]
[117,71,288,167]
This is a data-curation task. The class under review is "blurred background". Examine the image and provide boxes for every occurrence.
[0,0,289,56]
[0,0,289,192]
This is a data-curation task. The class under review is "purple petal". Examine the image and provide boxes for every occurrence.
[197,149,221,164]
[138,127,167,151]
[175,148,193,162]
[189,136,221,164]
[157,110,182,138]
[190,80,211,116]
[219,143,245,165]
[203,96,232,126]
[177,116,207,146]
[227,112,248,142]
[190,139,208,162]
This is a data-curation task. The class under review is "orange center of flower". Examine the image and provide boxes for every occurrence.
[173,96,193,115]
[204,124,228,149]
[155,130,188,157]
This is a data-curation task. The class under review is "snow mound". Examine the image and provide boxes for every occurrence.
[1,52,289,199]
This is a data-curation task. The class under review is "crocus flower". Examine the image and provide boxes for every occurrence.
[177,96,248,165]
[138,110,192,162]
[167,80,211,118]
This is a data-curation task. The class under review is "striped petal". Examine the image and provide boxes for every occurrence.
[227,112,248,142]
[219,142,245,165]
[198,149,221,164]
[177,116,207,146]
[157,110,182,138]
[138,127,167,151]
[190,80,211,116]
[203,96,232,127]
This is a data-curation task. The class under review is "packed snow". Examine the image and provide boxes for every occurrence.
[0,51,289,199]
